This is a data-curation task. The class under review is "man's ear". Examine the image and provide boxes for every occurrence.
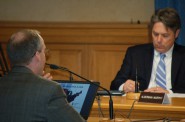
[35,51,41,61]
[175,29,180,38]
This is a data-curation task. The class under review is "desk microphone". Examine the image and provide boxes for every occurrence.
[45,63,114,119]
[126,67,140,100]
[46,63,67,70]
[135,68,139,93]
[45,63,74,81]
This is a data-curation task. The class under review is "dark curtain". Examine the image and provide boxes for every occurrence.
[155,0,185,46]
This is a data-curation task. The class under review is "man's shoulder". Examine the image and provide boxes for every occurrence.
[174,43,185,53]
[27,75,61,94]
[1,71,59,88]
[36,76,59,87]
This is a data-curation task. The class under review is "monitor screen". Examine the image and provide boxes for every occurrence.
[55,80,99,120]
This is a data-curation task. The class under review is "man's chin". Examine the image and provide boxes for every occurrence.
[156,48,166,53]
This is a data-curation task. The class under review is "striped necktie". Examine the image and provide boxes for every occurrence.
[156,53,166,89]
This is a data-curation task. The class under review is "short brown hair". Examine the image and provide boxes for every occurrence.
[150,8,181,33]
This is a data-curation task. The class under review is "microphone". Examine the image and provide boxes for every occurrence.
[135,68,139,93]
[46,63,114,120]
[45,63,73,81]
[126,67,140,100]
[46,63,68,70]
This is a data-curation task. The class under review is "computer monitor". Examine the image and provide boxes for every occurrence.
[55,80,99,120]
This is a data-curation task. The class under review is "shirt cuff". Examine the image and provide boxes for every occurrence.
[168,89,173,94]
[118,83,125,91]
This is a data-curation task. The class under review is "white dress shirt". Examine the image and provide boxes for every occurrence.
[148,45,174,93]
[119,45,174,93]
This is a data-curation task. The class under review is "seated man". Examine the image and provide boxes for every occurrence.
[110,8,185,94]
[0,29,85,122]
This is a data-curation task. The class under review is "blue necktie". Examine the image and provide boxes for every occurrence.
[156,54,166,89]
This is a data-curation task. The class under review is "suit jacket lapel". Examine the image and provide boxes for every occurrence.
[171,44,182,87]
[144,44,154,86]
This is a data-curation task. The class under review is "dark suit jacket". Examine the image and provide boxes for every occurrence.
[0,66,85,122]
[110,43,185,93]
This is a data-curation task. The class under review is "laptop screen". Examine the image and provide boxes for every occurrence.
[55,80,99,120]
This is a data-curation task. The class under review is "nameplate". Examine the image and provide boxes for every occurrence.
[138,92,170,104]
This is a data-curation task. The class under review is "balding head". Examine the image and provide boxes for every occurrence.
[10,31,26,43]
[7,29,43,66]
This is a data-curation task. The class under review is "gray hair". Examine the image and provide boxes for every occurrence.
[7,29,43,66]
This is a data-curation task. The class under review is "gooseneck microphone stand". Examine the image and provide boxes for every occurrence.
[45,63,114,120]
[135,68,139,93]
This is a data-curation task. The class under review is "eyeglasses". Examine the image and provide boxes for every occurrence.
[31,48,50,58]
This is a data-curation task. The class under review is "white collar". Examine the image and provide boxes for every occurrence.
[154,45,174,58]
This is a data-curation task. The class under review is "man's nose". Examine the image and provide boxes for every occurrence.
[156,35,162,42]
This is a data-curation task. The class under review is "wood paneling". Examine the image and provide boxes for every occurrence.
[0,21,150,89]
[88,45,132,89]
[46,44,87,81]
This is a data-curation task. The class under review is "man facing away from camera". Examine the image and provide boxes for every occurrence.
[0,29,85,122]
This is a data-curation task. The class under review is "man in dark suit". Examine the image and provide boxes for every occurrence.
[110,8,185,94]
[0,29,85,122]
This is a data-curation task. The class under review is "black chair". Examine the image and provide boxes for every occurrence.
[0,43,9,76]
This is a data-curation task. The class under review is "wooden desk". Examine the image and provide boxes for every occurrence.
[90,96,185,121]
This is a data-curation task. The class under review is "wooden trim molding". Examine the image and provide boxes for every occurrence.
[0,21,150,44]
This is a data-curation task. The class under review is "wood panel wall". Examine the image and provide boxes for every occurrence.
[0,21,150,89]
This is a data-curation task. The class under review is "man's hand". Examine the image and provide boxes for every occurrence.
[123,79,136,93]
[42,71,53,80]
[144,87,169,94]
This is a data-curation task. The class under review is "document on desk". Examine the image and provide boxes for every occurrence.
[168,93,185,98]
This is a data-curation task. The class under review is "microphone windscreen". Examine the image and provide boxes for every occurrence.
[46,63,59,69]
[50,64,60,69]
